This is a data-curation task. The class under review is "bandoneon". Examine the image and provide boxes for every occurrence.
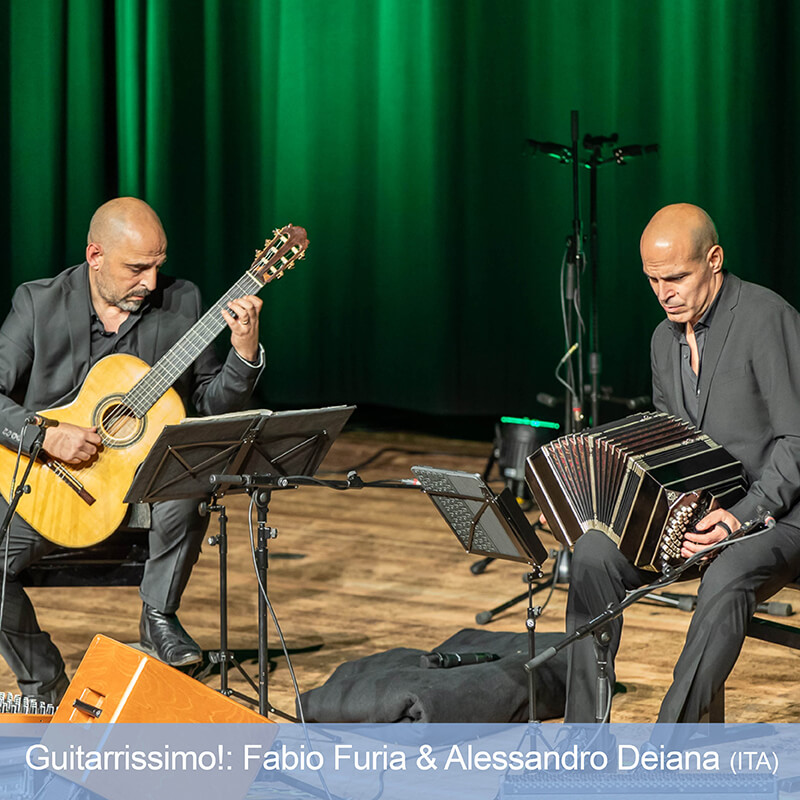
[525,412,747,571]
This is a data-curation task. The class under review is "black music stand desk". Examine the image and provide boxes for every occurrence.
[125,406,354,504]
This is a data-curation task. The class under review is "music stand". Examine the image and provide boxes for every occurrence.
[125,405,355,718]
[411,466,547,722]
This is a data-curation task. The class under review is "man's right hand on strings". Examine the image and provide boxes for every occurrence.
[43,423,102,464]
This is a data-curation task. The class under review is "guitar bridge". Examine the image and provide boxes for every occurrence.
[44,461,96,506]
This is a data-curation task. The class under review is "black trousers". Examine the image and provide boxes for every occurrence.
[564,523,800,723]
[0,498,208,699]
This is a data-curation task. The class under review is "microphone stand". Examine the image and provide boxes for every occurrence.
[583,133,617,427]
[0,425,47,551]
[564,110,585,434]
[583,135,658,425]
[206,470,421,719]
[524,515,776,721]
[525,124,659,426]
[524,568,544,724]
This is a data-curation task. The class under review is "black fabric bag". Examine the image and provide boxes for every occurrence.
[298,628,568,723]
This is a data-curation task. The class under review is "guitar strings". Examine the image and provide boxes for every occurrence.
[49,270,267,486]
[61,233,303,489]
[28,233,305,529]
[93,269,265,441]
[127,271,265,415]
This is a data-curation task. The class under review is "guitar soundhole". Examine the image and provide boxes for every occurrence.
[95,397,146,449]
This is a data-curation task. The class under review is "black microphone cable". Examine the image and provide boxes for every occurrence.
[246,494,335,800]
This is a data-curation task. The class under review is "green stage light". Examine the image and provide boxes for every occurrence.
[500,416,560,430]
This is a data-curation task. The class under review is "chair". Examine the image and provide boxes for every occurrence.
[19,504,150,588]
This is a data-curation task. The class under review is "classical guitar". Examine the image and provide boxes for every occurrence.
[0,225,308,548]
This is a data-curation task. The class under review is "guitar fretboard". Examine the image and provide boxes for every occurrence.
[125,270,265,417]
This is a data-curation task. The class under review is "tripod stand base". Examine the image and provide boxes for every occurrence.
[471,556,494,575]
[646,590,793,616]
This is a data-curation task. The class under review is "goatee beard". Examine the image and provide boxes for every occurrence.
[116,290,150,312]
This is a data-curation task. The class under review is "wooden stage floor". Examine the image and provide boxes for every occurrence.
[8,430,800,722]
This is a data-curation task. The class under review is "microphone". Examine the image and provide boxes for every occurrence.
[536,392,559,408]
[524,646,557,673]
[25,414,59,429]
[208,473,248,486]
[613,143,659,164]
[524,139,573,163]
[736,508,776,537]
[625,396,653,410]
[419,652,500,669]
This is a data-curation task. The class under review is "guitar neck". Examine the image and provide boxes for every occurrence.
[124,270,265,417]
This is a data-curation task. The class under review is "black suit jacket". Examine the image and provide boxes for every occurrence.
[651,272,800,529]
[0,262,263,453]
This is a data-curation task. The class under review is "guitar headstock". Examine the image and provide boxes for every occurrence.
[250,224,309,284]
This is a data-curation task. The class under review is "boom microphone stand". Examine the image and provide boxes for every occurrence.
[0,423,47,552]
[565,110,585,433]
[526,115,659,427]
[524,510,776,723]
[584,132,614,427]
[208,470,421,720]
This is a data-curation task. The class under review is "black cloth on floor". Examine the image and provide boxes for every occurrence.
[298,628,568,723]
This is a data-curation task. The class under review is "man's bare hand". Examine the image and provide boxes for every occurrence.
[42,423,102,464]
[221,295,263,363]
[680,507,740,559]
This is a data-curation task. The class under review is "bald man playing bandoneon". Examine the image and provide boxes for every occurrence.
[563,203,800,722]
[0,197,265,703]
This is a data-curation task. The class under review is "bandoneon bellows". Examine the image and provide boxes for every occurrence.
[525,412,747,572]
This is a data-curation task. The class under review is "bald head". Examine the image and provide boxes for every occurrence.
[86,197,168,315]
[640,204,724,327]
[88,197,166,251]
[640,203,719,262]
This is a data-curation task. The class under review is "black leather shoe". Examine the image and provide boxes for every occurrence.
[139,604,202,667]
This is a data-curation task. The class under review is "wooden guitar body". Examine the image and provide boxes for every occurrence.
[0,223,308,548]
[0,354,184,548]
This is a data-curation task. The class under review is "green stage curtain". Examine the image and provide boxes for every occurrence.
[2,0,798,417]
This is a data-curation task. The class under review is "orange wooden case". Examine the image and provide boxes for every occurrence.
[52,634,272,724]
